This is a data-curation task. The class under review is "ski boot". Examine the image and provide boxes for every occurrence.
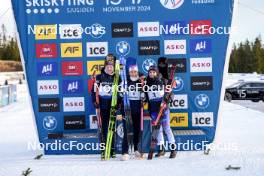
[155,145,165,158]
[169,143,177,159]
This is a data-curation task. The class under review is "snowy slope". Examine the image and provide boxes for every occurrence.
[0,85,264,176]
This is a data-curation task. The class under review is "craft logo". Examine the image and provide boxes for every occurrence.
[87,60,105,75]
[160,0,184,9]
[37,80,59,95]
[138,22,160,37]
[62,80,83,94]
[168,58,186,73]
[35,25,57,40]
[191,76,213,91]
[190,39,212,54]
[112,23,133,38]
[170,94,188,109]
[37,62,58,76]
[36,44,57,58]
[64,115,86,130]
[142,58,157,73]
[194,94,210,109]
[170,113,188,127]
[116,41,130,56]
[138,40,160,55]
[87,42,108,57]
[62,61,83,76]
[160,21,187,35]
[86,23,106,38]
[59,24,82,39]
[38,98,60,112]
[43,116,57,130]
[190,20,212,35]
[61,43,83,57]
[164,40,186,55]
[173,77,184,92]
[63,97,85,112]
[190,57,212,73]
[192,112,214,127]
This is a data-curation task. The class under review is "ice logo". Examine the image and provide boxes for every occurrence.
[116,41,130,56]
[160,0,184,9]
[43,116,57,130]
[142,59,157,73]
[173,77,184,92]
[195,94,210,109]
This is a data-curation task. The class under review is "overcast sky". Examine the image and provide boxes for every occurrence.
[0,0,264,43]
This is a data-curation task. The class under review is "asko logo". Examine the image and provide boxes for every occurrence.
[112,23,133,38]
[87,42,108,57]
[170,113,188,127]
[62,80,83,94]
[64,115,86,130]
[190,20,212,35]
[38,98,60,112]
[63,97,85,112]
[192,112,214,127]
[138,22,160,37]
[190,39,212,54]
[87,60,105,75]
[36,44,57,58]
[164,40,186,55]
[160,0,184,9]
[61,43,83,57]
[37,80,59,95]
[35,25,57,40]
[170,94,188,109]
[62,61,83,76]
[37,62,58,77]
[59,24,82,39]
[190,57,212,73]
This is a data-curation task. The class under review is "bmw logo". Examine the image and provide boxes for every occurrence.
[116,41,130,56]
[160,0,184,9]
[116,123,124,139]
[173,77,184,92]
[142,58,157,73]
[194,94,210,109]
[43,116,57,130]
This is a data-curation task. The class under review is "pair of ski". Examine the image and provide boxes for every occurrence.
[147,63,177,160]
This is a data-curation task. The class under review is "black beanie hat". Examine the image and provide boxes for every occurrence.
[104,54,116,66]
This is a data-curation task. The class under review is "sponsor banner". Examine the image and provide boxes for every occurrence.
[190,57,212,73]
[112,23,133,38]
[190,20,212,35]
[37,80,59,95]
[164,40,186,55]
[138,22,160,37]
[64,115,86,130]
[38,98,60,112]
[59,24,82,39]
[170,113,189,127]
[192,112,214,127]
[61,61,83,76]
[170,94,188,109]
[62,80,83,94]
[168,58,187,73]
[63,97,85,112]
[87,60,105,75]
[61,43,83,58]
[35,25,57,40]
[43,116,58,130]
[36,44,57,58]
[161,21,187,35]
[87,42,108,57]
[191,76,213,91]
[138,40,160,55]
[190,39,212,54]
[37,62,58,77]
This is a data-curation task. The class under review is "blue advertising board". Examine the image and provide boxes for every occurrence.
[11,0,235,154]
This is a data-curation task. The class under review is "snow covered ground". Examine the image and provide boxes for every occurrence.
[0,84,264,176]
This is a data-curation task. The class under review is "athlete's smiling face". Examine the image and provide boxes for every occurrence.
[149,70,157,79]
[105,65,114,75]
